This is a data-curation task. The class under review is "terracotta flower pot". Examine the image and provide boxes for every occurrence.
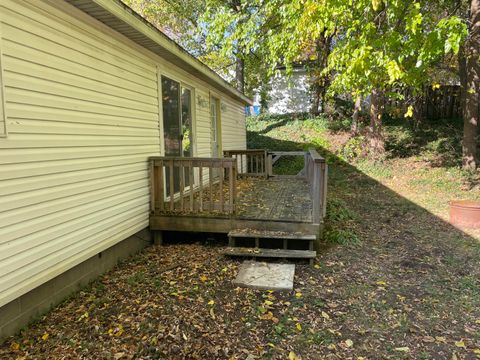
[449,200,480,228]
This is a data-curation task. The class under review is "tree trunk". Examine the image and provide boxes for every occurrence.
[413,90,425,130]
[235,56,245,93]
[459,47,467,115]
[259,82,269,114]
[368,89,385,156]
[308,32,332,115]
[310,85,321,115]
[351,96,361,135]
[462,0,480,170]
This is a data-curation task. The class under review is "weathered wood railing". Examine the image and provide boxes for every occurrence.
[223,149,267,178]
[266,151,307,177]
[305,149,328,223]
[150,156,237,215]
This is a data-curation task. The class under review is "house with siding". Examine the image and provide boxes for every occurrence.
[0,0,251,338]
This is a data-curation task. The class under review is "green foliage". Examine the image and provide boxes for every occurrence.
[341,136,365,162]
[384,116,464,166]
[324,198,360,246]
[204,0,468,106]
[122,0,207,55]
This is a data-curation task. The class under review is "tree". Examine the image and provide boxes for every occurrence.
[307,33,333,115]
[461,0,480,170]
[202,1,273,95]
[122,0,206,55]
[123,0,239,81]
[204,0,467,156]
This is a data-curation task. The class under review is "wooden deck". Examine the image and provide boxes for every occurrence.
[234,177,312,222]
[149,149,327,238]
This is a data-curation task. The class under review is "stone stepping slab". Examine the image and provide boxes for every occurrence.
[233,261,295,291]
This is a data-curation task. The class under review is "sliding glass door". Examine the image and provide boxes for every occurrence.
[162,76,193,195]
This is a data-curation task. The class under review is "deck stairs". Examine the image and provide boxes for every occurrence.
[223,229,317,264]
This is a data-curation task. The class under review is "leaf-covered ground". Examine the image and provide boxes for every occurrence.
[2,116,480,359]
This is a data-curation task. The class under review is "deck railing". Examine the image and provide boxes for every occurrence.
[266,151,308,177]
[223,149,267,178]
[305,149,328,223]
[150,149,327,223]
[150,157,237,215]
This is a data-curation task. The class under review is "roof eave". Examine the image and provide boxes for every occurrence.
[65,0,253,106]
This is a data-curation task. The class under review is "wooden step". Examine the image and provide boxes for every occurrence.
[223,247,316,259]
[228,229,316,241]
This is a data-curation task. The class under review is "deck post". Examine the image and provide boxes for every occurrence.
[150,160,155,215]
[153,230,163,245]
[321,163,328,218]
[266,153,273,177]
[169,159,174,211]
[312,161,322,224]
[304,152,309,180]
[158,160,164,212]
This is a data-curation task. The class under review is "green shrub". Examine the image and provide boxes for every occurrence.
[323,198,360,245]
[341,136,365,161]
[324,228,359,245]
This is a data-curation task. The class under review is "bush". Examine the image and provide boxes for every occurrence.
[323,198,360,245]
[340,136,365,161]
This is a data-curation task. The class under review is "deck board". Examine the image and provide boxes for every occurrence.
[155,177,313,222]
[235,178,312,222]
[151,177,316,235]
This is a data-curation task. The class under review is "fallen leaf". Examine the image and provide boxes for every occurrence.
[455,340,465,348]
[200,276,207,282]
[41,333,49,341]
[208,300,215,305]
[321,311,330,320]
[295,292,302,298]
[345,339,353,348]
[289,351,300,360]
[422,336,435,343]
[296,323,302,331]
[394,347,410,352]
[10,342,19,351]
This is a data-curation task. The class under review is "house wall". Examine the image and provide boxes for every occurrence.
[0,0,246,315]
[254,68,311,114]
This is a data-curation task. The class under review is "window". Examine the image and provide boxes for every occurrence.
[161,76,194,194]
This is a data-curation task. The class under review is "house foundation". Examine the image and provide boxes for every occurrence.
[0,229,151,342]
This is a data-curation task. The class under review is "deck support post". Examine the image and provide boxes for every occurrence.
[153,230,163,245]
[266,153,273,177]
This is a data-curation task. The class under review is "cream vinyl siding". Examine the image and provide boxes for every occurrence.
[0,0,160,307]
[0,0,248,309]
[0,25,6,137]
[221,97,247,151]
